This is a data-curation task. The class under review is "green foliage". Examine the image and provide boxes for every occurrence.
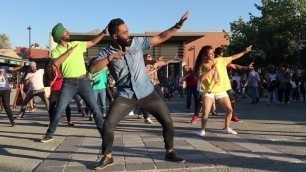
[229,0,306,66]
[0,34,11,49]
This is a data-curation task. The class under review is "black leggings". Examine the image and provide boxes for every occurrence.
[102,91,174,155]
[49,90,71,123]
[0,90,14,123]
[138,84,164,119]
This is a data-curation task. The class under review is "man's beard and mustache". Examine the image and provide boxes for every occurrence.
[117,37,132,47]
[62,36,70,42]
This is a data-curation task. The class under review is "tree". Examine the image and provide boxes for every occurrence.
[31,43,40,48]
[229,0,306,66]
[0,34,11,49]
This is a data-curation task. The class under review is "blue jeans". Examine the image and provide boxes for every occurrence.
[46,77,103,137]
[186,87,199,112]
[250,87,259,103]
[93,88,107,116]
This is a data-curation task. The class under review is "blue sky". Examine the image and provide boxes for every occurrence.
[1,0,262,49]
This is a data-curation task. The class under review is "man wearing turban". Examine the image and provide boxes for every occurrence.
[41,23,108,143]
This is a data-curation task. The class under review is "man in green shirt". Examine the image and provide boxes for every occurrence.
[42,23,107,143]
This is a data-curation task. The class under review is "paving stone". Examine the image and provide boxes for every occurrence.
[174,147,199,155]
[46,152,72,160]
[124,155,153,163]
[144,141,164,148]
[188,167,228,172]
[173,140,190,146]
[68,154,98,166]
[95,164,125,172]
[205,152,233,159]
[180,153,208,160]
[239,157,275,165]
[141,136,163,142]
[151,155,165,163]
[185,158,215,168]
[112,155,125,164]
[147,148,164,155]
[210,157,245,167]
[33,166,64,172]
[64,165,92,172]
[123,142,145,146]
[113,137,123,143]
[155,161,186,170]
[82,137,102,145]
[126,162,156,171]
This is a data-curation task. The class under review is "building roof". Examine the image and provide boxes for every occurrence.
[0,49,30,66]
[15,47,49,58]
[0,49,21,59]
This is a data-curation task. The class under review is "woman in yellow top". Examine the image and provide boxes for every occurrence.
[194,45,252,136]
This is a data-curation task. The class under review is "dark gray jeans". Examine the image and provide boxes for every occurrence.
[102,91,174,155]
[18,88,49,116]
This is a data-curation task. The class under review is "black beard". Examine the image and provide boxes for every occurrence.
[62,37,70,42]
[117,37,132,47]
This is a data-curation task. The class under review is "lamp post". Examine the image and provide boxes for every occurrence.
[296,11,301,65]
[27,26,31,58]
[297,11,301,43]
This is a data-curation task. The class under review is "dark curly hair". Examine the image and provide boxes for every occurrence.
[108,18,125,38]
[43,59,56,86]
[194,46,213,77]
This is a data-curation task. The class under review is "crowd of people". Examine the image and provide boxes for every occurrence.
[1,10,306,170]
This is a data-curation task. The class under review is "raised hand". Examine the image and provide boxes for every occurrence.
[245,45,252,53]
[103,26,109,34]
[177,10,189,28]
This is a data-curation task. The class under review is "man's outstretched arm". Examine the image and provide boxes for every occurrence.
[86,26,108,48]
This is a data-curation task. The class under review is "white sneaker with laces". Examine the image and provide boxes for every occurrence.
[223,128,237,135]
[197,129,206,136]
[144,118,153,124]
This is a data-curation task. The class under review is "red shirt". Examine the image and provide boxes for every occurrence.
[51,68,63,91]
[185,69,197,88]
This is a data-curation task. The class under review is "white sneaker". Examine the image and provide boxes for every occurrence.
[197,129,205,136]
[223,128,237,135]
[26,108,36,112]
[144,118,153,124]
[128,111,134,116]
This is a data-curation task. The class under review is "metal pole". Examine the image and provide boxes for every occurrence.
[27,26,31,58]
[296,11,301,65]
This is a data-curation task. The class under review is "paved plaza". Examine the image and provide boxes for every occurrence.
[0,96,306,171]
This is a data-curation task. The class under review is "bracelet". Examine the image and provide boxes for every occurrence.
[174,23,182,29]
[102,29,107,34]
[243,50,248,54]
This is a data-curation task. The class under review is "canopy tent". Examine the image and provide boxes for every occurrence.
[0,49,29,66]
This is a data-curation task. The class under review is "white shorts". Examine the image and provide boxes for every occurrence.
[203,91,228,100]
